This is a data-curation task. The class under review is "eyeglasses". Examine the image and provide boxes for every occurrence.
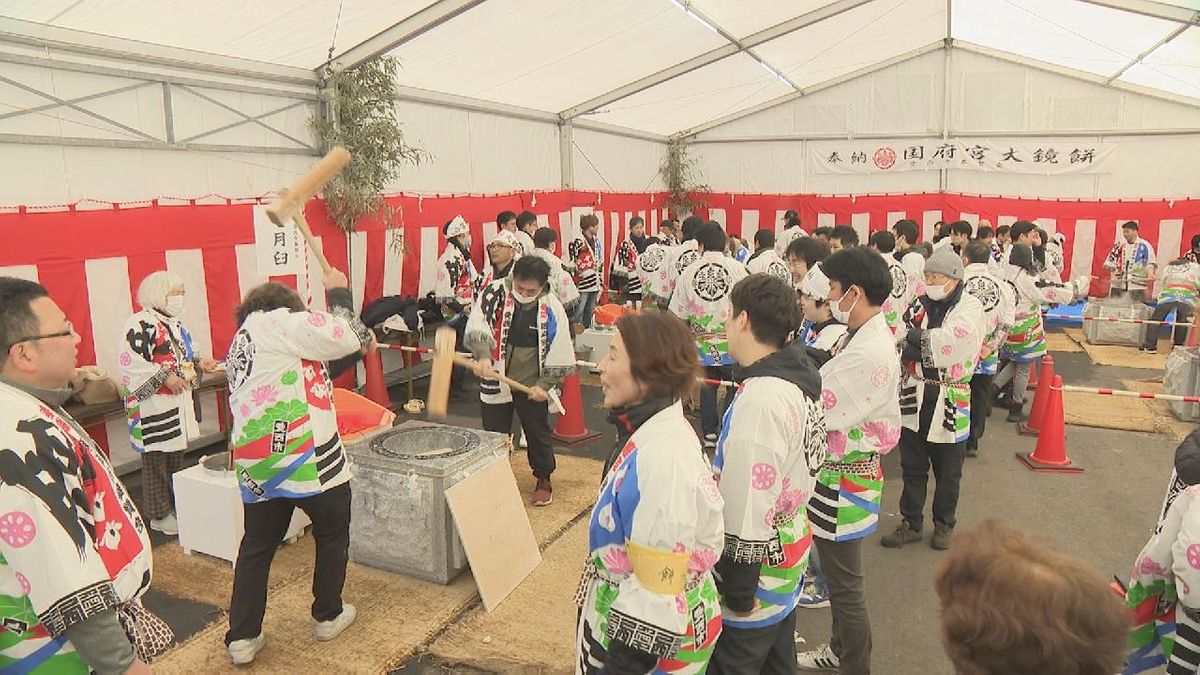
[12,321,75,344]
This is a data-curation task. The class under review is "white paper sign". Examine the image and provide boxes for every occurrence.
[810,141,1115,175]
[253,206,305,276]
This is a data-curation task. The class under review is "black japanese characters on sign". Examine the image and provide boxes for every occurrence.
[813,141,1109,174]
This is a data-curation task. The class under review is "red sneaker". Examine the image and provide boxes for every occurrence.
[532,478,553,507]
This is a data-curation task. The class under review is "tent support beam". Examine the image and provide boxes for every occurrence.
[0,17,315,86]
[328,0,490,71]
[559,0,873,120]
[675,42,944,140]
[0,132,318,154]
[560,121,574,189]
[1075,0,1200,25]
[1106,22,1191,84]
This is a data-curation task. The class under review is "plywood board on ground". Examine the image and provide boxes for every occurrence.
[446,456,542,612]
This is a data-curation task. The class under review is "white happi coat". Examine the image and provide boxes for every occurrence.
[963,263,1016,376]
[465,278,575,405]
[433,243,478,313]
[530,247,581,311]
[0,382,153,672]
[896,288,985,445]
[659,240,702,304]
[636,241,672,304]
[882,255,911,336]
[745,249,791,283]
[669,251,748,367]
[576,402,724,674]
[117,309,203,454]
[514,229,536,257]
[774,226,808,259]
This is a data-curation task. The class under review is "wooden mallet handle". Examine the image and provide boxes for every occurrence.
[265,147,351,226]
[451,354,534,396]
[292,209,333,275]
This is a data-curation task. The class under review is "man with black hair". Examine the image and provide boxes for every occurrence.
[530,227,580,312]
[710,274,824,674]
[871,230,913,336]
[990,220,1036,273]
[569,214,604,328]
[1104,220,1157,302]
[0,278,159,674]
[657,218,679,246]
[786,237,831,288]
[610,216,645,304]
[514,210,539,256]
[746,229,791,283]
[828,225,859,252]
[775,208,808,259]
[467,256,575,507]
[434,215,479,397]
[946,221,973,255]
[812,226,833,243]
[650,215,705,307]
[961,240,1015,457]
[670,221,748,450]
[891,219,927,327]
[795,247,901,674]
[976,224,994,246]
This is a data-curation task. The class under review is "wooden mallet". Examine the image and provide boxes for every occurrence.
[426,325,540,419]
[264,146,352,274]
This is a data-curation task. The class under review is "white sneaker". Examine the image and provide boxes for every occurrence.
[314,603,357,641]
[797,643,840,671]
[797,583,831,609]
[150,513,178,536]
[227,634,264,665]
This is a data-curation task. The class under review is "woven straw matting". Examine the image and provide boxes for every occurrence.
[1044,331,1084,353]
[152,453,602,674]
[1062,389,1162,432]
[1122,379,1194,443]
[429,518,588,674]
[1079,339,1169,369]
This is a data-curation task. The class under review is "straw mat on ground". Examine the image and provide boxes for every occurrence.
[1122,378,1194,443]
[1063,389,1162,433]
[153,453,601,673]
[1079,339,1169,369]
[152,534,314,609]
[429,519,587,675]
[1064,327,1087,345]
[1044,331,1084,353]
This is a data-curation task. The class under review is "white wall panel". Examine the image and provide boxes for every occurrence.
[572,129,665,193]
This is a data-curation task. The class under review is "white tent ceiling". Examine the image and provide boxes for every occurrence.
[1,0,1197,138]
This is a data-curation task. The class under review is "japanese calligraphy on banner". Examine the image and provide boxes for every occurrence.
[252,205,305,275]
[810,141,1116,175]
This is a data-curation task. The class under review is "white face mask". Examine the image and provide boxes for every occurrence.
[512,290,539,305]
[925,283,951,301]
[164,295,186,317]
[829,287,857,324]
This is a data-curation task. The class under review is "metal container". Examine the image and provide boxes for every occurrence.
[1165,346,1200,422]
[345,421,509,584]
[1082,297,1151,346]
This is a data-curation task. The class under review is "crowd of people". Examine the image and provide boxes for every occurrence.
[1,204,1187,673]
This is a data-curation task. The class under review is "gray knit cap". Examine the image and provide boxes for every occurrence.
[924,247,964,280]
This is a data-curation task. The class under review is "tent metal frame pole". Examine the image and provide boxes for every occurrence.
[328,0,490,71]
[0,133,317,155]
[560,120,574,189]
[1105,21,1192,84]
[1075,0,1200,25]
[940,1,952,191]
[559,0,874,120]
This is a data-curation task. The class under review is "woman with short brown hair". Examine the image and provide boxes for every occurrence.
[576,312,724,674]
[935,520,1129,675]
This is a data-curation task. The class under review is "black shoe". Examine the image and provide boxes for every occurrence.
[965,446,978,458]
[1007,408,1027,423]
[880,522,922,548]
[931,523,953,550]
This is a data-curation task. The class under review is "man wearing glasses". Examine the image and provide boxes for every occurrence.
[0,277,159,673]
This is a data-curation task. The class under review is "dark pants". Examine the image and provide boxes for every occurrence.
[967,374,994,452]
[481,391,556,480]
[709,609,797,675]
[700,365,735,440]
[226,482,351,644]
[814,537,871,675]
[898,427,964,530]
[1143,301,1193,349]
[575,291,600,329]
[141,450,188,519]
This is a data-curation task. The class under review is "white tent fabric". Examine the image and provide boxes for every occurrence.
[1,0,1196,137]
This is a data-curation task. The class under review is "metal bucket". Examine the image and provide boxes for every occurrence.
[200,452,233,477]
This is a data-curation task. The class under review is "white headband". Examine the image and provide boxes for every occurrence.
[801,263,832,301]
[445,215,469,239]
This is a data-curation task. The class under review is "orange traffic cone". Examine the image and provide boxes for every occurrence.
[362,348,391,409]
[553,371,601,445]
[1018,355,1054,437]
[1016,375,1082,473]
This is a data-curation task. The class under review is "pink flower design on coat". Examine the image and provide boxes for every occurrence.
[0,512,36,548]
[14,572,30,596]
[603,548,633,575]
[673,542,687,554]
[948,363,965,380]
[1188,544,1200,570]
[762,507,777,528]
[940,345,953,356]
[119,352,132,367]
[751,463,778,491]
[870,365,890,388]
[861,421,901,449]
[239,404,251,419]
[688,549,718,575]
[1184,580,1193,596]
[250,385,279,407]
[953,325,968,339]
[821,389,838,411]
[332,325,344,340]
[307,313,328,327]
[676,595,687,614]
[1137,555,1170,578]
[827,431,848,459]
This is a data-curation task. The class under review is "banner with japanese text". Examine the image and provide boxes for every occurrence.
[810,141,1116,175]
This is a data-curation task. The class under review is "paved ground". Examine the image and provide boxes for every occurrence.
[126,333,1181,674]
